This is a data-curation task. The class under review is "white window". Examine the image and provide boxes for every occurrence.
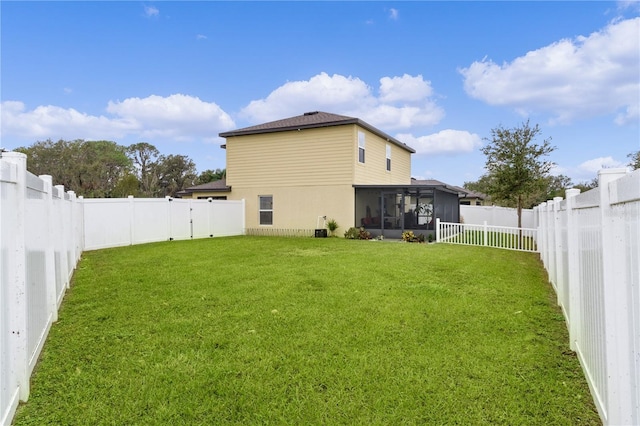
[386,144,391,171]
[358,131,365,163]
[259,195,273,225]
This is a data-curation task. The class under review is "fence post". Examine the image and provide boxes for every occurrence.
[77,196,85,256]
[67,190,77,271]
[128,195,135,246]
[55,185,72,290]
[166,196,173,241]
[39,175,58,321]
[435,218,440,242]
[538,202,547,269]
[564,188,581,351]
[3,152,30,401]
[241,198,246,236]
[552,196,564,305]
[598,168,632,425]
[483,221,488,246]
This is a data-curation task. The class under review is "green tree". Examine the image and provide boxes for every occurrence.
[542,174,573,201]
[628,150,640,170]
[196,168,226,185]
[573,178,598,193]
[111,173,142,198]
[15,139,80,190]
[156,154,197,197]
[15,139,132,197]
[77,140,132,197]
[481,120,555,228]
[127,142,160,196]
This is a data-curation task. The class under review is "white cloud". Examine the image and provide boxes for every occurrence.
[196,34,207,40]
[240,72,444,130]
[379,74,433,103]
[396,130,482,155]
[616,1,640,12]
[1,94,235,143]
[388,8,399,20]
[144,5,159,18]
[578,156,626,174]
[1,101,136,141]
[459,17,640,125]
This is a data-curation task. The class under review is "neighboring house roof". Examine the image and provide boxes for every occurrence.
[451,185,487,200]
[408,179,486,199]
[175,179,231,197]
[219,111,416,154]
[410,178,467,196]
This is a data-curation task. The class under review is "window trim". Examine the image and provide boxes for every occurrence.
[358,131,366,164]
[259,195,273,226]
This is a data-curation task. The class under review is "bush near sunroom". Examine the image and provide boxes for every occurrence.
[344,227,372,240]
[402,231,425,243]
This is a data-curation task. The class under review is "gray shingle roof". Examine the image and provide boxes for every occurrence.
[177,179,231,196]
[219,111,415,153]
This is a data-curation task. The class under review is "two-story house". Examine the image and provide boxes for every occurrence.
[180,111,461,238]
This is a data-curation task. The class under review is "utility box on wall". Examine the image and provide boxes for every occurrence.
[314,229,327,238]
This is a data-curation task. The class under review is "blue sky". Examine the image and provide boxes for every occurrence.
[2,1,639,187]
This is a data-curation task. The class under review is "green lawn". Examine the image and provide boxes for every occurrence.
[14,237,600,425]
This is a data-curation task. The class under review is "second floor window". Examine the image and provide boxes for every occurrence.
[358,131,365,163]
[386,144,391,171]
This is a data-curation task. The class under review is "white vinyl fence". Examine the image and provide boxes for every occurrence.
[83,197,245,250]
[535,168,640,426]
[0,152,245,426]
[460,204,534,228]
[1,152,83,426]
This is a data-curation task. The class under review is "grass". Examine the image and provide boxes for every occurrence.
[14,237,600,425]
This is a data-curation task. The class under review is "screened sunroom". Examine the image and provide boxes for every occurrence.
[354,182,462,239]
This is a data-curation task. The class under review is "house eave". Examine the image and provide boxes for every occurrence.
[219,116,415,154]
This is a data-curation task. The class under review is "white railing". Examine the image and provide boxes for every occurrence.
[0,152,245,426]
[436,219,538,252]
[535,168,640,426]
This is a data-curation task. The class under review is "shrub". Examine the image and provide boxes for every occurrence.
[402,231,416,242]
[344,227,358,239]
[358,227,372,240]
[327,218,339,237]
[344,227,372,240]
[402,231,425,243]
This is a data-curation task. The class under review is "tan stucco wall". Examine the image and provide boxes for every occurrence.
[229,185,355,231]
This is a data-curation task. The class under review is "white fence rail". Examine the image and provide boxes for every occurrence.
[535,168,640,426]
[1,152,245,426]
[436,219,538,252]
